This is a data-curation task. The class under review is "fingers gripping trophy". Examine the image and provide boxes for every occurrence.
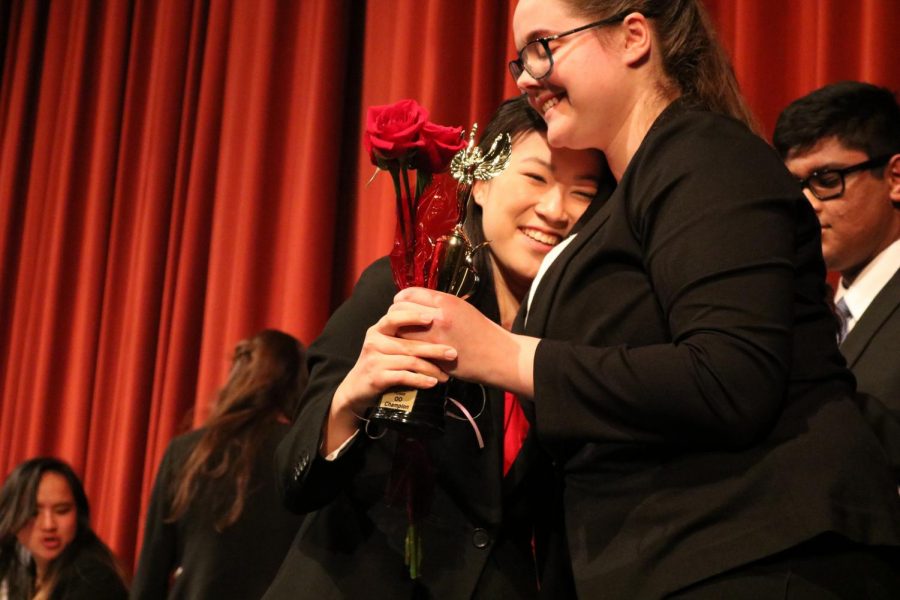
[366,104,512,438]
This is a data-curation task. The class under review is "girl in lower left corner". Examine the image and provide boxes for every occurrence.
[0,457,128,600]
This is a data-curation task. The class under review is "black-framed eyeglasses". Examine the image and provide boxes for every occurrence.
[798,154,892,200]
[508,12,629,83]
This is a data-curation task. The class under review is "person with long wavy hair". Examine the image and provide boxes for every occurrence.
[132,329,308,599]
[0,457,127,600]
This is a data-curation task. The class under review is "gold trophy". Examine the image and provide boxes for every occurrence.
[368,126,512,437]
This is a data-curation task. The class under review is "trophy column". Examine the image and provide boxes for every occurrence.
[367,126,511,438]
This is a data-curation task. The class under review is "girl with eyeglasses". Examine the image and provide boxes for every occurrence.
[392,0,900,597]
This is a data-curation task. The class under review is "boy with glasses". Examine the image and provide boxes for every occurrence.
[774,81,900,420]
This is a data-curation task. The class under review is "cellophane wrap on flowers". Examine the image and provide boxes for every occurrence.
[363,99,467,581]
[364,99,467,292]
[364,100,512,580]
[389,174,461,291]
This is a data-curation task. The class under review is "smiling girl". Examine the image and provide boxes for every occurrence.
[263,95,609,599]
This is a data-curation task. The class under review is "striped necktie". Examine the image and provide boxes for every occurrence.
[835,297,852,344]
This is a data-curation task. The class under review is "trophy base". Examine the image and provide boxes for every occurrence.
[368,384,446,438]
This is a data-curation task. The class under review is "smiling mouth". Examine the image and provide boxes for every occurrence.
[521,227,561,246]
[541,96,561,114]
[530,90,565,116]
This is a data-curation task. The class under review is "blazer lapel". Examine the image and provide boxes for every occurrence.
[521,199,613,337]
[841,267,900,366]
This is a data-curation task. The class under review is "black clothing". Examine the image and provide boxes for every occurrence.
[52,552,127,600]
[843,267,900,482]
[518,102,900,598]
[264,258,557,599]
[842,266,900,415]
[132,424,305,599]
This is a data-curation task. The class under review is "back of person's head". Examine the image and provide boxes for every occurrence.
[0,458,120,598]
[169,329,308,530]
[773,81,900,161]
[213,328,309,421]
[561,0,756,129]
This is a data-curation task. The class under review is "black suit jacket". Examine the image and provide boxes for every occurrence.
[264,258,560,599]
[842,266,900,414]
[53,552,127,600]
[516,101,900,599]
[132,425,305,600]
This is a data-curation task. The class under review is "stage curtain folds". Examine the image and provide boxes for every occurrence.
[0,0,897,573]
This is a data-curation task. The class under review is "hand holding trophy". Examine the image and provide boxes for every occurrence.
[363,99,511,437]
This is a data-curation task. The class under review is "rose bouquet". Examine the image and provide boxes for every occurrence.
[363,98,511,440]
[361,99,511,580]
[364,99,468,293]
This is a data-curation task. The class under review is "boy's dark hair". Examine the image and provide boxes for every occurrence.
[773,81,900,161]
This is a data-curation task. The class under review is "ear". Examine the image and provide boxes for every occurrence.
[473,181,487,208]
[887,153,900,204]
[620,12,653,67]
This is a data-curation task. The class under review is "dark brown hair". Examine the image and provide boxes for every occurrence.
[563,0,757,129]
[168,329,308,531]
[773,81,900,160]
[463,95,547,309]
[0,458,124,598]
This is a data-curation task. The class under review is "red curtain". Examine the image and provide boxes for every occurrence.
[1,0,897,574]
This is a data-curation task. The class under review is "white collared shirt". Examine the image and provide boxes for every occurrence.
[834,238,900,334]
[526,234,576,326]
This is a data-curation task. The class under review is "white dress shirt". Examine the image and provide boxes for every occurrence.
[526,234,576,325]
[834,238,900,335]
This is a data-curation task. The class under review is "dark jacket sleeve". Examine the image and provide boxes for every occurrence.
[276,257,397,513]
[53,553,128,600]
[531,112,818,450]
[856,392,900,483]
[131,441,180,599]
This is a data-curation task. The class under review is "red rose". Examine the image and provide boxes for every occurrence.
[364,99,429,164]
[414,122,466,173]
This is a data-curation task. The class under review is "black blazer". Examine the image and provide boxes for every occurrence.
[132,425,305,600]
[52,552,127,600]
[516,101,900,599]
[841,266,900,414]
[264,258,560,599]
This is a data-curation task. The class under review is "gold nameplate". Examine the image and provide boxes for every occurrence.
[378,389,417,412]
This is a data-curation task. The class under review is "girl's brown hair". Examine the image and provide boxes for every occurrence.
[168,329,307,531]
[564,0,758,130]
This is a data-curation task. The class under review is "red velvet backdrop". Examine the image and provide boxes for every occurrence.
[1,0,898,573]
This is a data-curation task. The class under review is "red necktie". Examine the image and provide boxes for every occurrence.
[503,391,530,476]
